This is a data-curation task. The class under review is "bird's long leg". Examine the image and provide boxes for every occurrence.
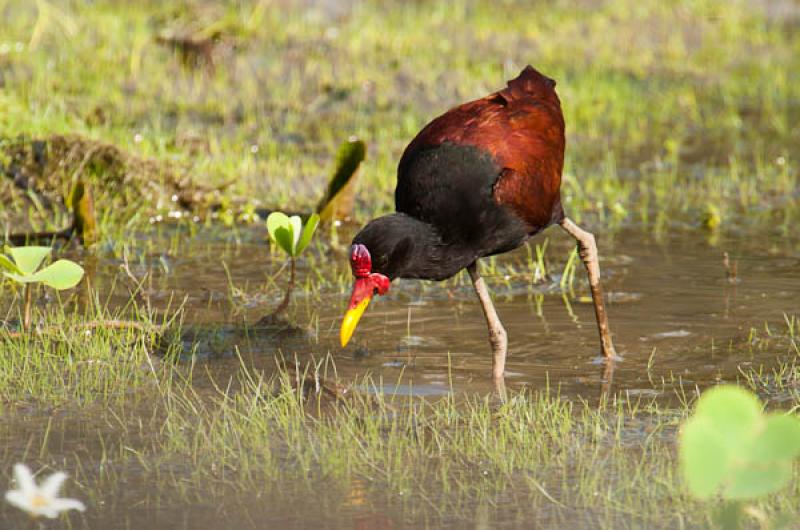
[467,262,507,380]
[559,217,619,360]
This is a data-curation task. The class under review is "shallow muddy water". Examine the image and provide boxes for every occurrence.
[101,223,800,399]
[1,223,799,529]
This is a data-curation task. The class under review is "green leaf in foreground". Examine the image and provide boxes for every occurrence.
[679,385,800,500]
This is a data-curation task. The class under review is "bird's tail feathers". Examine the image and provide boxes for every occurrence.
[502,65,558,102]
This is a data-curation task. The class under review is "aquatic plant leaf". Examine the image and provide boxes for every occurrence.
[679,385,800,501]
[724,461,793,500]
[5,260,84,289]
[680,416,730,499]
[0,254,22,275]
[316,138,366,222]
[750,415,800,462]
[295,213,319,255]
[266,212,290,242]
[693,385,761,440]
[289,216,303,255]
[34,260,85,289]
[267,212,295,255]
[8,246,51,275]
[273,227,295,256]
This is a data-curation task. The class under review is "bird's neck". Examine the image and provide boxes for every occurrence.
[353,213,476,281]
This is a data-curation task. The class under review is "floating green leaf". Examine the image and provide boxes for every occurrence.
[679,385,800,501]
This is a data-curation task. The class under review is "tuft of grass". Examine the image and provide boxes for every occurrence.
[0,293,179,406]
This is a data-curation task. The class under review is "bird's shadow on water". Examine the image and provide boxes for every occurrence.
[171,318,313,360]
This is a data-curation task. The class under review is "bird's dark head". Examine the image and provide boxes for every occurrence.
[340,243,391,347]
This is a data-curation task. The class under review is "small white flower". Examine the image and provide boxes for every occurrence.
[5,464,86,519]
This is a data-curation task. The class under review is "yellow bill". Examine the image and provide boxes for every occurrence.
[340,296,371,347]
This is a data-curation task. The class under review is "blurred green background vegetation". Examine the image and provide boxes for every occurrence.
[0,0,797,232]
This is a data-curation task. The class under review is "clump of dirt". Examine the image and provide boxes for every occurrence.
[0,134,218,221]
[1,133,363,237]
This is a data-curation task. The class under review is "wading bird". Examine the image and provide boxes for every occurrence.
[340,66,617,380]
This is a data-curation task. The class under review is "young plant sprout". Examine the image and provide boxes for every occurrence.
[680,385,800,527]
[0,246,85,330]
[265,212,320,315]
[5,463,86,519]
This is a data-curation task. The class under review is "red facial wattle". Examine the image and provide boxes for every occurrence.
[340,245,390,346]
[348,244,390,307]
[347,275,388,309]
